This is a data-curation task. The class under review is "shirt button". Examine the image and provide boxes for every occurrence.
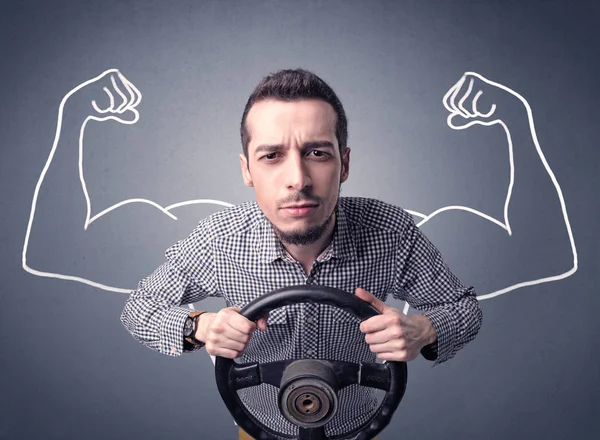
[305,349,314,356]
[306,316,314,324]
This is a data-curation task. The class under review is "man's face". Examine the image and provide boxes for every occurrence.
[240,99,350,245]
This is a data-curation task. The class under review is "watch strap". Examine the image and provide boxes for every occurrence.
[184,310,207,347]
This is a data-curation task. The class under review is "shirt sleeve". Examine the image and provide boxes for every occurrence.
[393,215,483,365]
[120,221,219,357]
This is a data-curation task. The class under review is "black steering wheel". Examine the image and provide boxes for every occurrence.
[215,285,407,440]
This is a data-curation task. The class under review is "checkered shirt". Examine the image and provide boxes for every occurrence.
[121,197,482,438]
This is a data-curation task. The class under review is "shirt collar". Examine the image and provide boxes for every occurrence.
[257,218,285,263]
[256,199,357,264]
[329,201,357,261]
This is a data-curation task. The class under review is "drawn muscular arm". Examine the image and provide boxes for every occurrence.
[415,73,577,300]
[22,69,230,292]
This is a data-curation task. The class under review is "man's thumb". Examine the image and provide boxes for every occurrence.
[355,288,385,313]
[257,313,269,331]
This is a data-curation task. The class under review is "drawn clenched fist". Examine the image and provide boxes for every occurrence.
[443,72,523,130]
[67,68,142,125]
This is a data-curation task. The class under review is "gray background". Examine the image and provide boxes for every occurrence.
[1,0,599,439]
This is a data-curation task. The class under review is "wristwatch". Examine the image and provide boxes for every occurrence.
[183,310,206,347]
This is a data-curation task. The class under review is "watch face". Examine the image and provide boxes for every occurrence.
[183,317,194,337]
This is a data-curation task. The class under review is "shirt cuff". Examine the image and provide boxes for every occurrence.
[421,308,456,366]
[420,339,438,361]
[159,307,202,356]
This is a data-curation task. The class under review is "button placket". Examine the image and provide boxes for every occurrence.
[303,302,319,358]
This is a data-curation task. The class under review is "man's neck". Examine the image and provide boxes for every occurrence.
[281,212,336,273]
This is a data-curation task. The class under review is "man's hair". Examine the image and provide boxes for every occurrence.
[240,68,348,159]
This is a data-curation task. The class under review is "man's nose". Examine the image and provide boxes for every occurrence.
[285,155,311,190]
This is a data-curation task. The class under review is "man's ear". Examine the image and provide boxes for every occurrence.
[340,147,351,183]
[239,154,254,187]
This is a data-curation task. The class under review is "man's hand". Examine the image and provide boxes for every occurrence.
[196,307,269,359]
[355,288,437,362]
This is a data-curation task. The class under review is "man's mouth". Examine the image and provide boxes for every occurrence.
[281,203,318,209]
[280,203,318,217]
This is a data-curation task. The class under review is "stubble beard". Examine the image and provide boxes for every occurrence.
[272,208,335,246]
[271,180,343,246]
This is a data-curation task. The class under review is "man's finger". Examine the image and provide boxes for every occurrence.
[256,313,269,331]
[359,315,389,334]
[210,337,247,353]
[364,328,397,345]
[222,325,253,344]
[206,346,241,359]
[354,288,386,314]
[228,312,257,335]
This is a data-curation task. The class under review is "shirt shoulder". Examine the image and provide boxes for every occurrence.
[194,200,264,241]
[339,196,415,233]
[167,201,263,257]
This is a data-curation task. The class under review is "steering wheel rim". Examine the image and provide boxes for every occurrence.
[215,285,407,440]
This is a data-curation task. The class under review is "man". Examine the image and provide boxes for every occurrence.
[120,69,483,439]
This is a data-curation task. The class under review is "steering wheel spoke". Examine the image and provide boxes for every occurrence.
[357,362,391,391]
[259,359,295,388]
[229,362,262,390]
[298,426,326,440]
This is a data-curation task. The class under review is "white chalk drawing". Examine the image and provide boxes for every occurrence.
[21,69,234,295]
[22,69,578,320]
[409,72,577,303]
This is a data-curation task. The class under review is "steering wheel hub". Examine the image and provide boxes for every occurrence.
[278,359,339,428]
[281,379,335,426]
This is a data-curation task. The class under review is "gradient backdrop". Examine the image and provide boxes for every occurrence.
[1,1,599,439]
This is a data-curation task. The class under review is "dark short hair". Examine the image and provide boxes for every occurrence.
[240,68,348,159]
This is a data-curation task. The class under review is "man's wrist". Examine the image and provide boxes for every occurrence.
[417,314,439,361]
[419,315,438,347]
[194,312,215,344]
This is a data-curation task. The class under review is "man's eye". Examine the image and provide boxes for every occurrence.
[263,153,278,160]
[309,150,327,157]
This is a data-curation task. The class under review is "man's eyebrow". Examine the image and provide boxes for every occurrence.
[254,144,283,155]
[303,141,335,150]
[253,141,335,155]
